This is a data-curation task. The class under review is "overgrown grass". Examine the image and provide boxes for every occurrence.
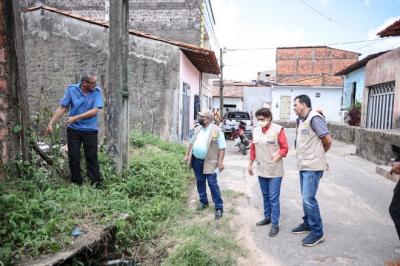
[163,221,243,266]
[0,132,189,265]
[1,132,243,265]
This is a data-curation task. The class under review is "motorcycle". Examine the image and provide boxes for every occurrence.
[231,121,250,155]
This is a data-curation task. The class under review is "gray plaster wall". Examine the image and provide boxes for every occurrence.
[21,0,202,46]
[328,122,400,165]
[22,9,181,141]
[362,47,400,129]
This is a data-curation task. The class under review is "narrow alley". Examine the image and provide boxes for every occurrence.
[219,128,397,265]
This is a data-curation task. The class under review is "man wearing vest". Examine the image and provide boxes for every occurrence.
[292,94,332,247]
[248,108,289,237]
[184,109,226,220]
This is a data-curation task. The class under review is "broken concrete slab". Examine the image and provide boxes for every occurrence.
[376,165,400,182]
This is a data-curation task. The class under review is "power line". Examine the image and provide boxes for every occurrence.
[224,36,399,52]
[297,0,369,33]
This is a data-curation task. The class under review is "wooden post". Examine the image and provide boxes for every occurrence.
[106,0,129,173]
[4,1,30,166]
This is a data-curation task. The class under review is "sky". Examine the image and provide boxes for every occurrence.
[211,0,400,81]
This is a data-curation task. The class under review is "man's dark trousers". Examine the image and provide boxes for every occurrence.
[389,180,400,240]
[67,127,101,185]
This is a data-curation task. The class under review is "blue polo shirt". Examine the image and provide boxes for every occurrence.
[60,83,103,132]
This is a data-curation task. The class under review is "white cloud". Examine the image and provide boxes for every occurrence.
[356,16,400,57]
[368,16,400,38]
[363,0,371,6]
[212,1,306,81]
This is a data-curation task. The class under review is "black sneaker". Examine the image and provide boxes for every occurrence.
[291,223,310,234]
[269,224,279,237]
[302,232,325,247]
[215,209,223,220]
[256,217,271,226]
[196,203,209,211]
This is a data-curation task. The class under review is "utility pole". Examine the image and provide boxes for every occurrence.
[219,48,224,118]
[106,0,129,173]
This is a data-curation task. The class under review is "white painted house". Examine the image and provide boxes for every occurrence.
[272,85,342,122]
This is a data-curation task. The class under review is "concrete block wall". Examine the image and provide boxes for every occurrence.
[22,9,181,142]
[20,0,203,46]
[129,0,202,46]
[20,0,107,20]
[328,122,400,165]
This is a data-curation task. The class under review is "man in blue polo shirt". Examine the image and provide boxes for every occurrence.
[46,72,103,186]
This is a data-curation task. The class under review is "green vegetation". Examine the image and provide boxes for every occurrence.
[0,132,188,265]
[0,131,242,265]
[164,221,243,266]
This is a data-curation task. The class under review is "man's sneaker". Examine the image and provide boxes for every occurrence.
[269,224,279,237]
[196,203,209,211]
[215,209,223,220]
[256,217,271,226]
[302,232,325,247]
[291,223,310,234]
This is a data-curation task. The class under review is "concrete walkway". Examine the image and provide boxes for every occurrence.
[219,128,398,266]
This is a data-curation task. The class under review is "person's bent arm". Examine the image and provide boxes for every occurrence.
[46,106,68,134]
[321,134,333,152]
[66,107,100,125]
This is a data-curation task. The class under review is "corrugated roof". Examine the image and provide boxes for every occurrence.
[378,19,400,37]
[334,50,390,76]
[23,5,220,75]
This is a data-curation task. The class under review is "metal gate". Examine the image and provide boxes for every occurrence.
[181,83,191,141]
[366,81,395,129]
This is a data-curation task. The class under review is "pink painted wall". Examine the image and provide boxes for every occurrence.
[180,51,200,130]
[362,47,400,128]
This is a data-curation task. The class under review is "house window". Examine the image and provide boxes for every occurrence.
[351,82,357,106]
[315,92,321,98]
[194,94,200,120]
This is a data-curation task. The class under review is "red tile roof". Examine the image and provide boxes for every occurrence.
[23,5,220,75]
[378,19,400,37]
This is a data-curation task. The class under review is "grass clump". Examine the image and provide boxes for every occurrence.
[0,132,189,265]
[163,222,243,266]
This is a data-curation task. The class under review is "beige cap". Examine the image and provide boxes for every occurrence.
[198,109,214,119]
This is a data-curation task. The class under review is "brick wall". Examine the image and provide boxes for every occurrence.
[276,46,359,86]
